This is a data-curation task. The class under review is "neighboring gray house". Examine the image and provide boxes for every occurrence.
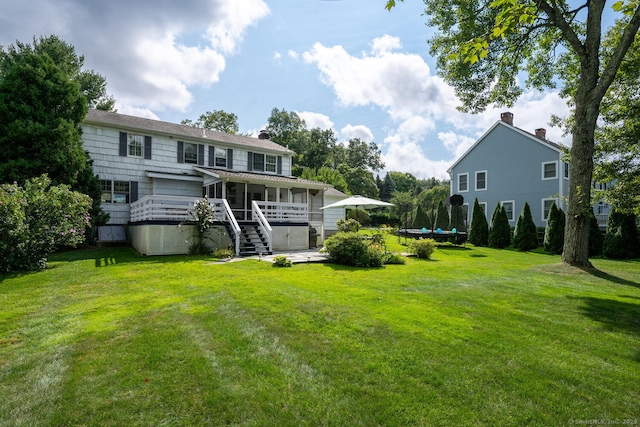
[82,109,338,255]
[447,112,570,229]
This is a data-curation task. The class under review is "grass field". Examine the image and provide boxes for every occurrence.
[1,237,639,426]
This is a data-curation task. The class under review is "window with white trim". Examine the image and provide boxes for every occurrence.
[184,142,198,164]
[266,155,277,173]
[128,134,143,157]
[501,200,515,222]
[100,180,130,203]
[253,153,265,171]
[542,161,558,179]
[542,198,558,221]
[215,148,227,167]
[475,170,487,191]
[458,173,469,192]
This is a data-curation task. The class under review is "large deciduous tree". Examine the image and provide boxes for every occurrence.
[181,110,240,134]
[386,0,640,267]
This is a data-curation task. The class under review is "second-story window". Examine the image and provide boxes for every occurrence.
[215,148,227,167]
[458,173,468,192]
[542,161,557,179]
[128,134,143,157]
[266,155,277,173]
[476,171,487,190]
[184,142,198,164]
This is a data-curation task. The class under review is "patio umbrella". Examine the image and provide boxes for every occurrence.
[320,195,394,218]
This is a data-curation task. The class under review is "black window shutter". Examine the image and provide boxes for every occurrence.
[198,144,205,166]
[119,132,128,157]
[227,149,233,169]
[208,146,214,167]
[277,156,282,175]
[247,152,253,171]
[177,141,184,163]
[130,181,139,203]
[144,136,152,159]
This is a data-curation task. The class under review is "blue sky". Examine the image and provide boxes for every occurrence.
[0,0,571,179]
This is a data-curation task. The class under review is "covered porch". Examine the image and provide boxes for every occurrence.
[128,168,331,256]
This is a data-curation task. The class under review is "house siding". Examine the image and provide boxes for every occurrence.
[449,122,568,228]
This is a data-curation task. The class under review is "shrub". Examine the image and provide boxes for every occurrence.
[513,202,538,251]
[346,209,370,226]
[336,218,360,233]
[0,175,92,272]
[213,247,235,259]
[468,198,489,246]
[543,202,565,254]
[489,204,511,248]
[383,252,407,265]
[272,256,293,267]
[588,211,604,257]
[603,210,640,259]
[323,232,384,267]
[407,238,437,259]
[180,196,222,255]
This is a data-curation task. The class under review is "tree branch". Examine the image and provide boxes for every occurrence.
[537,0,586,57]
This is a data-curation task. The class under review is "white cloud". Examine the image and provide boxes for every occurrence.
[296,111,334,130]
[0,0,270,113]
[382,138,451,181]
[341,124,374,142]
[288,50,299,60]
[273,51,282,61]
[370,34,402,55]
[117,106,160,120]
[439,131,476,159]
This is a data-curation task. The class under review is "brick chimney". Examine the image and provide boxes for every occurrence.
[500,111,514,126]
[535,128,547,139]
[258,130,269,140]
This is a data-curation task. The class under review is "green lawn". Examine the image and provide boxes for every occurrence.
[1,240,639,426]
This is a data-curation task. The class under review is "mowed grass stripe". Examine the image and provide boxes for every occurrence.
[0,242,638,426]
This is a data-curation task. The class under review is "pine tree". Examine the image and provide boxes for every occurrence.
[380,173,396,202]
[513,202,539,251]
[543,202,565,254]
[603,210,640,259]
[588,211,604,257]
[489,204,511,248]
[468,198,489,246]
[434,202,449,230]
[412,205,431,229]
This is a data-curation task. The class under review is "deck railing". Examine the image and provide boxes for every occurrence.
[252,201,273,253]
[256,201,308,222]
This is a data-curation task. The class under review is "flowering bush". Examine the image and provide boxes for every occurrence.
[179,196,221,255]
[0,175,92,272]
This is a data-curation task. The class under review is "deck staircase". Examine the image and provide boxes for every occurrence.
[233,222,271,256]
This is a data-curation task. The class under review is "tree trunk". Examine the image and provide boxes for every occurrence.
[562,100,599,268]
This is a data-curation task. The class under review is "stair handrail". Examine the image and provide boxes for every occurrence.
[220,199,241,256]
[252,200,273,254]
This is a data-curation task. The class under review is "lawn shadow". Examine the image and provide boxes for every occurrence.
[579,266,640,288]
[571,296,640,340]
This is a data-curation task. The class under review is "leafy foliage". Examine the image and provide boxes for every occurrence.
[0,36,107,224]
[323,232,384,267]
[468,198,489,246]
[543,202,565,254]
[272,256,293,268]
[179,196,221,255]
[513,202,539,251]
[181,110,240,134]
[407,238,437,259]
[603,210,640,259]
[0,175,92,272]
[488,204,511,248]
[336,218,361,233]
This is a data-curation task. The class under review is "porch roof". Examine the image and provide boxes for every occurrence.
[194,167,331,190]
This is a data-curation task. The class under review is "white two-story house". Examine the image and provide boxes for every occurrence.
[82,109,343,256]
[447,112,570,229]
